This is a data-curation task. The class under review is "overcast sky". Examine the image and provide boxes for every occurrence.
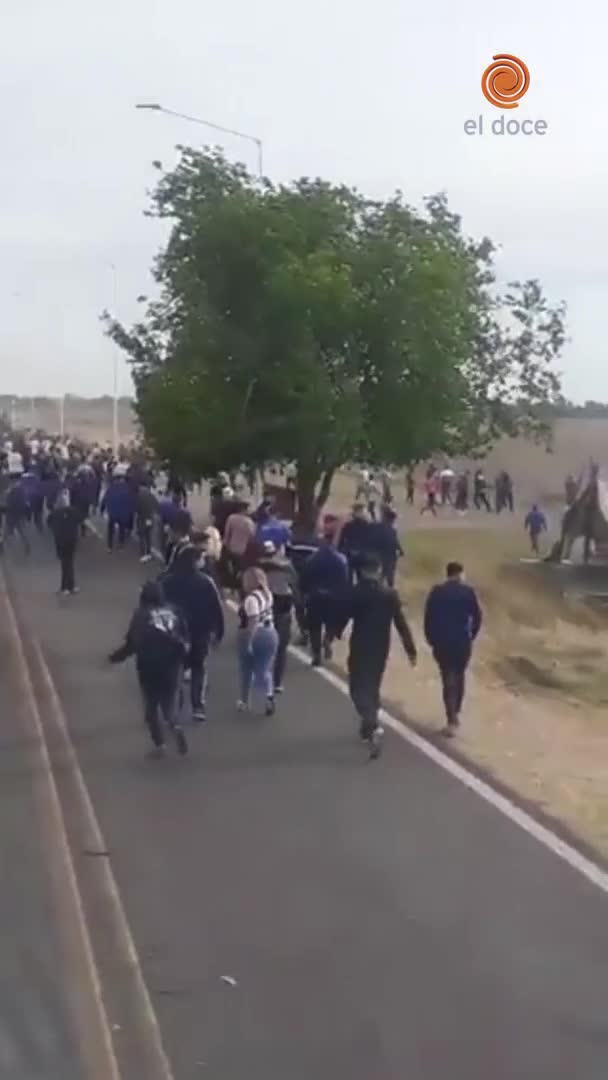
[1,0,605,401]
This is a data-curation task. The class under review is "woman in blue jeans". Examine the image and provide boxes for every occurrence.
[237,567,278,716]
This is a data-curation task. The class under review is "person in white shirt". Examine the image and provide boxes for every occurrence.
[236,567,278,715]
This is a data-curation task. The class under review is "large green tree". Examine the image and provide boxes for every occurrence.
[105,149,565,527]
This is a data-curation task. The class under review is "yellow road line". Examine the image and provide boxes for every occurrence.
[32,637,176,1080]
[0,573,122,1079]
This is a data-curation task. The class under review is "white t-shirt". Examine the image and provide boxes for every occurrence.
[243,588,274,626]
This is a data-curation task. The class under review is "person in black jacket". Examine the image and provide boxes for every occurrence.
[424,561,482,737]
[108,581,189,756]
[162,545,225,722]
[48,489,81,595]
[338,503,375,583]
[336,554,417,758]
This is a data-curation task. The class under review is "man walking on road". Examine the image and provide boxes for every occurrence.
[336,554,417,759]
[301,532,349,667]
[163,544,225,722]
[424,561,482,737]
[109,581,190,756]
[48,489,81,595]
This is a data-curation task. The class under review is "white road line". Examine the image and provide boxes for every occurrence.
[109,531,608,896]
[225,599,608,897]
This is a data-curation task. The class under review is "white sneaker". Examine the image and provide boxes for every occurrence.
[140,554,152,563]
[236,700,248,712]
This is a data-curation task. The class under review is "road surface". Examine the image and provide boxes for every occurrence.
[3,526,608,1078]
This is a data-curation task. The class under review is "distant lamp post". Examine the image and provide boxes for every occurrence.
[135,102,264,177]
[110,263,120,455]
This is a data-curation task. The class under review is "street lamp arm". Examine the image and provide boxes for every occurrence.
[135,103,263,175]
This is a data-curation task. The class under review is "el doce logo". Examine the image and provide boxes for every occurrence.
[464,53,548,137]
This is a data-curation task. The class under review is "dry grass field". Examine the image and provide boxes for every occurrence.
[330,527,608,858]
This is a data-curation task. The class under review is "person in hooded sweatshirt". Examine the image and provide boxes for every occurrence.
[301,531,349,667]
[108,581,189,756]
[48,488,81,595]
[258,540,300,694]
[162,544,225,722]
[100,473,135,551]
[336,553,417,759]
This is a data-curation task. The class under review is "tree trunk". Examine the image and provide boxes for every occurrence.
[294,464,336,535]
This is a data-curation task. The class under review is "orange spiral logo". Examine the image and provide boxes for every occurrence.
[481,54,530,109]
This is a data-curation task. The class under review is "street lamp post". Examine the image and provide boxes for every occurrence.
[135,103,264,177]
[110,263,119,455]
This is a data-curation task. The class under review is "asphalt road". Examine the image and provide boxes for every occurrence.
[5,524,608,1079]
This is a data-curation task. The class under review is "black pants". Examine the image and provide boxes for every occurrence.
[138,521,152,557]
[273,610,291,689]
[32,496,45,532]
[107,518,128,549]
[434,649,470,725]
[139,672,181,747]
[406,487,414,505]
[7,517,30,554]
[188,638,209,711]
[307,592,337,662]
[348,656,386,738]
[474,492,492,512]
[57,543,76,592]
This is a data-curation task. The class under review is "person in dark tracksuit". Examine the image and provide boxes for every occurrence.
[368,506,403,587]
[424,561,482,737]
[136,482,158,563]
[287,534,320,645]
[258,540,300,694]
[100,475,135,550]
[336,554,417,759]
[6,480,30,554]
[108,581,189,756]
[338,504,375,583]
[162,545,225,722]
[48,489,81,595]
[301,537,349,667]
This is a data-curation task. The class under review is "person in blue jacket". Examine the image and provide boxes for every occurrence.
[162,544,225,722]
[300,532,349,666]
[524,504,548,555]
[424,561,482,737]
[100,474,135,551]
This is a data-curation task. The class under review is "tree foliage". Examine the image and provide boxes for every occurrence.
[104,148,565,524]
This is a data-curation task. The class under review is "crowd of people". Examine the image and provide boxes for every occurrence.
[1,438,487,760]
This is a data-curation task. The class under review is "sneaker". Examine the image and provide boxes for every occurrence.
[236,700,248,711]
[274,685,285,695]
[60,589,71,596]
[174,726,189,755]
[311,657,322,669]
[440,724,456,738]
[265,697,276,717]
[140,554,152,563]
[146,745,166,759]
[368,728,384,760]
[70,587,80,595]
[192,707,207,723]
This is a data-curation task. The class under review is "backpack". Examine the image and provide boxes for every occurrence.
[136,605,188,668]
